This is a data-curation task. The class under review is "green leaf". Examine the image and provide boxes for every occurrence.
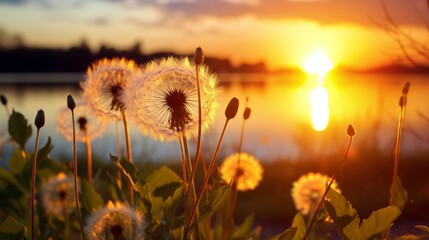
[324,188,360,240]
[415,225,429,232]
[9,150,26,175]
[8,111,32,149]
[163,184,185,238]
[0,215,25,239]
[146,166,181,192]
[36,137,53,163]
[106,173,125,202]
[199,185,231,222]
[110,154,139,192]
[0,168,26,194]
[395,234,420,240]
[80,179,103,215]
[359,206,401,240]
[121,159,136,181]
[390,176,408,210]
[232,214,258,239]
[291,213,306,240]
[271,227,296,240]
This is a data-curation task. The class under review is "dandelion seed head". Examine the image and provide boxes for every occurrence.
[82,58,142,120]
[57,102,107,142]
[291,172,341,215]
[85,201,145,240]
[220,153,263,191]
[41,172,75,215]
[123,57,218,142]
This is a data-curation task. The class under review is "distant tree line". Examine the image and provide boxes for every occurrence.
[0,39,268,73]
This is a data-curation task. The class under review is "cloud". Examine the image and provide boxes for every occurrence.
[0,0,26,4]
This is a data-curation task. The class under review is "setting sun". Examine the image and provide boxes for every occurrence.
[303,50,333,81]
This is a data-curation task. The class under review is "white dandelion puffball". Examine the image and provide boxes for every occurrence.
[41,172,75,215]
[220,152,263,191]
[85,201,145,240]
[291,172,341,215]
[123,57,218,142]
[81,58,143,120]
[57,102,107,142]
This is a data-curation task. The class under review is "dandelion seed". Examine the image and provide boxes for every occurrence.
[220,153,263,191]
[123,57,218,142]
[82,58,142,120]
[291,172,341,216]
[41,173,75,215]
[85,201,145,240]
[57,102,107,142]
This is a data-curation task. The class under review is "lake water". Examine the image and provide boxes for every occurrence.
[0,72,428,164]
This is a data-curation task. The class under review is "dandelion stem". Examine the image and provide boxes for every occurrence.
[178,137,188,185]
[84,130,93,183]
[30,128,41,240]
[303,131,354,240]
[389,89,408,206]
[222,100,249,240]
[121,111,134,205]
[71,109,87,240]
[385,83,410,239]
[189,64,203,187]
[185,119,230,239]
[115,121,122,189]
[181,132,200,240]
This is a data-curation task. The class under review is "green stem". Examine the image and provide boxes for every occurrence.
[115,121,122,189]
[189,65,203,185]
[121,111,134,205]
[222,110,247,240]
[303,135,354,240]
[84,130,93,183]
[30,128,40,240]
[181,131,200,240]
[185,119,230,239]
[71,110,87,240]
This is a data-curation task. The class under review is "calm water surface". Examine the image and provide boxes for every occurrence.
[0,72,428,163]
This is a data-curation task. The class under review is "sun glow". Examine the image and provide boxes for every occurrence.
[303,50,333,82]
[310,86,329,131]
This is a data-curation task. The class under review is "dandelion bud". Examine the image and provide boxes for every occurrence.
[399,96,406,107]
[35,109,45,129]
[402,82,410,94]
[0,94,7,105]
[225,97,239,120]
[194,47,204,65]
[243,107,251,120]
[67,94,76,110]
[346,124,355,137]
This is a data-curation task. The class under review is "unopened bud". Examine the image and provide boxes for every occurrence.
[402,82,410,94]
[346,124,355,137]
[225,97,239,120]
[194,47,204,65]
[399,96,406,107]
[35,109,45,129]
[243,107,251,120]
[0,95,7,105]
[67,94,76,110]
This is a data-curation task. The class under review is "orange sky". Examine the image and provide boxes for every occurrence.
[0,0,428,70]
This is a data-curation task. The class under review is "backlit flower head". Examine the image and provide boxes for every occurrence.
[41,172,75,215]
[85,201,145,240]
[57,102,107,142]
[220,152,263,191]
[291,172,341,215]
[122,57,218,142]
[81,58,142,120]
